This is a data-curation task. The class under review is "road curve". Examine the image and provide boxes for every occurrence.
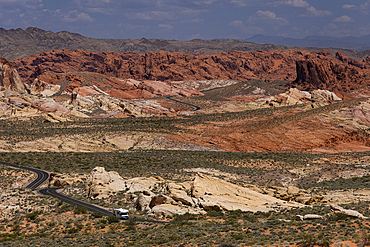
[3,161,167,223]
[165,96,201,111]
[0,161,50,189]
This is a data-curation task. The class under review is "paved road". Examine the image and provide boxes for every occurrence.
[3,161,166,223]
[39,187,113,216]
[165,96,201,111]
[0,161,50,189]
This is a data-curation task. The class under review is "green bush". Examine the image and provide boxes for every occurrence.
[26,211,39,221]
[107,216,120,223]
[125,217,136,231]
[91,212,103,218]
[206,211,224,217]
[67,227,79,234]
[73,206,88,214]
[231,234,244,240]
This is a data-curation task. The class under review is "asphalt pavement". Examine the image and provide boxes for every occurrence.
[0,161,50,189]
[165,96,201,111]
[39,187,113,216]
[2,160,167,223]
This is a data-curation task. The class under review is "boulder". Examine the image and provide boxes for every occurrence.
[296,214,323,221]
[31,99,70,115]
[8,97,30,109]
[30,78,61,96]
[330,204,368,219]
[267,186,323,205]
[149,195,175,208]
[85,167,127,198]
[287,186,300,195]
[124,176,166,194]
[0,102,10,111]
[135,193,152,211]
[305,195,324,205]
[311,89,341,102]
[49,172,75,187]
[44,113,68,122]
[169,193,194,206]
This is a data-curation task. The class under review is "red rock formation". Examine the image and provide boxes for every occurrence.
[287,58,370,92]
[10,49,370,95]
[10,49,319,84]
[0,57,26,93]
[32,71,203,99]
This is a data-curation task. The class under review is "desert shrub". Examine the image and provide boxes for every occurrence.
[67,227,79,234]
[298,234,332,247]
[107,216,120,223]
[73,206,87,214]
[230,234,244,240]
[125,217,136,231]
[91,212,103,218]
[26,211,39,220]
[60,204,71,212]
[206,211,224,217]
[172,213,197,226]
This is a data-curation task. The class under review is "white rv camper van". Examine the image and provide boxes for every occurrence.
[113,208,129,220]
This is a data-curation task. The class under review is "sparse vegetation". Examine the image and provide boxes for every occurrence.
[1,150,370,245]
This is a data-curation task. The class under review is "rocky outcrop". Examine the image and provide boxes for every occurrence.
[288,57,370,92]
[265,88,341,107]
[30,71,203,100]
[8,49,333,84]
[191,173,300,212]
[31,99,70,115]
[11,49,370,96]
[330,204,368,219]
[85,167,168,199]
[0,58,26,93]
[150,204,204,217]
[49,172,75,187]
[85,167,127,198]
[84,167,301,216]
[30,78,60,96]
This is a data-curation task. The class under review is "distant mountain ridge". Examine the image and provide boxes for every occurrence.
[246,34,370,51]
[0,27,288,61]
[1,27,370,61]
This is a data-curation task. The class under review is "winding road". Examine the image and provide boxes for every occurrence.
[1,161,111,216]
[0,161,50,189]
[39,187,113,216]
[2,160,166,223]
[165,96,201,111]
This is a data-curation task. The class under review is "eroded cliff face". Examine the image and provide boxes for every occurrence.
[11,49,370,95]
[0,58,26,93]
[9,49,325,84]
[288,58,370,92]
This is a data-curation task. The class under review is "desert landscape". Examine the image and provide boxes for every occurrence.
[1,23,370,246]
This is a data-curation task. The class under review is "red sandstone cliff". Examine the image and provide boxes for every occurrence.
[0,58,26,93]
[10,49,370,94]
[287,57,370,92]
[10,49,316,83]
